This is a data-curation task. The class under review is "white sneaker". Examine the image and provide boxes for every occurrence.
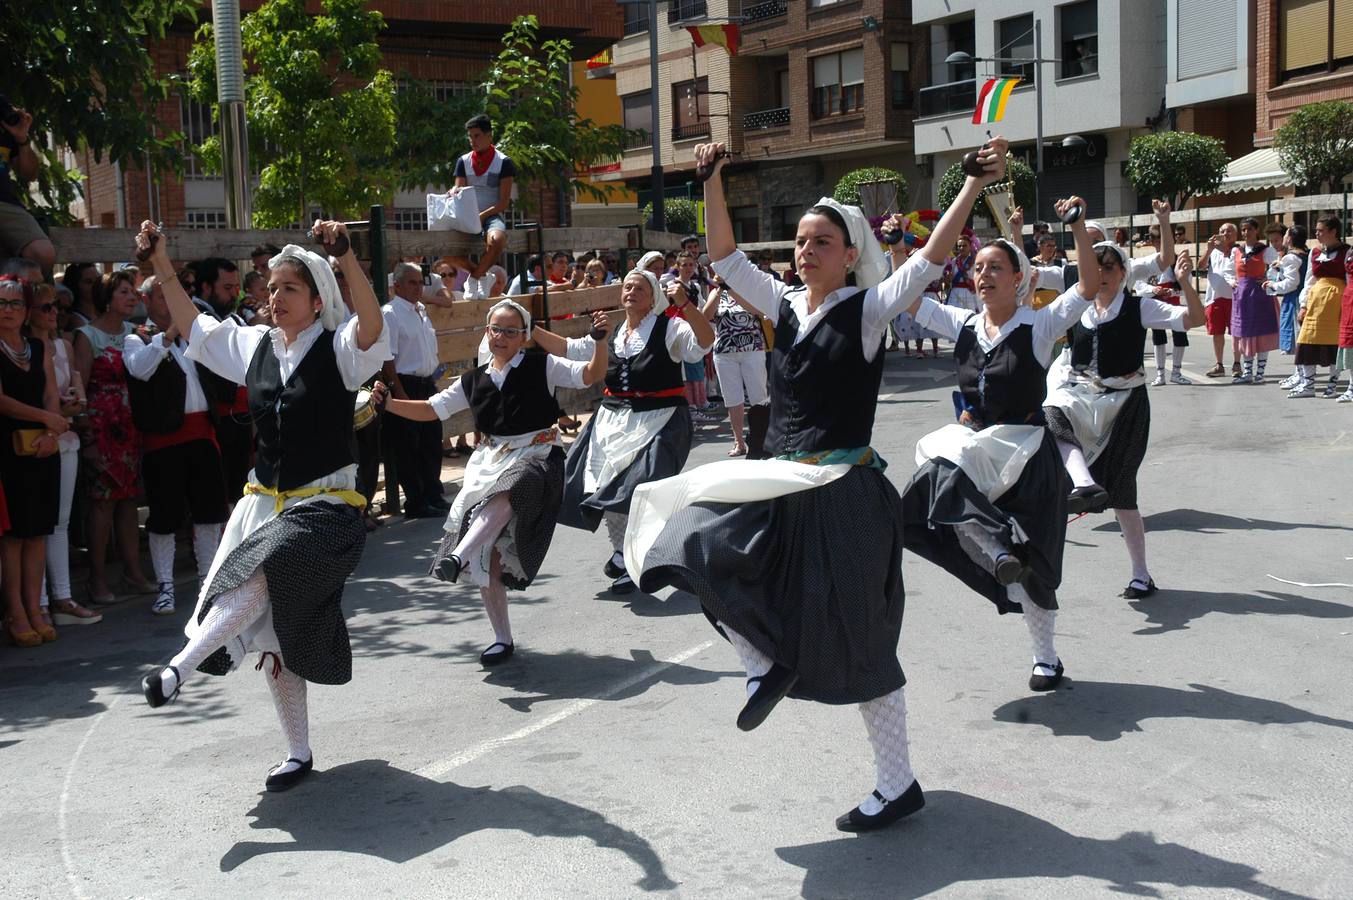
[1321,384,1339,398]
[1288,384,1315,398]
[1278,374,1300,389]
[1169,371,1190,385]
[1252,373,1265,385]
[1232,373,1252,385]
[1338,390,1353,403]
[151,584,176,616]
[1151,371,1166,386]
[464,276,483,300]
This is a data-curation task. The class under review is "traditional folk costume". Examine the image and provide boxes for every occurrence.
[1043,244,1191,599]
[424,300,592,664]
[1271,248,1308,355]
[1229,242,1281,383]
[1337,252,1353,402]
[558,271,711,594]
[124,329,227,617]
[902,243,1092,691]
[141,245,389,792]
[945,251,979,312]
[1289,243,1348,398]
[1132,260,1190,385]
[624,199,931,832]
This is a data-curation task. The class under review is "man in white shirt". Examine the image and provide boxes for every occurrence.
[1201,223,1239,377]
[381,261,446,518]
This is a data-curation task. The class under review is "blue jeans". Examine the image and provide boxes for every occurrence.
[481,214,507,237]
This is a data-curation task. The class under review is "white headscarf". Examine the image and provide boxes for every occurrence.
[810,197,889,290]
[1084,220,1108,242]
[270,244,345,331]
[989,238,1033,305]
[1093,239,1130,270]
[626,268,667,316]
[486,297,532,333]
[635,250,664,273]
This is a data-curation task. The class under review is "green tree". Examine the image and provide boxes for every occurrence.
[936,156,1035,221]
[187,0,397,227]
[641,199,699,236]
[0,0,200,221]
[832,167,909,211]
[1274,100,1353,192]
[1124,132,1229,209]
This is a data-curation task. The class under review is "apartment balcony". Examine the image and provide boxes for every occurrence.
[917,78,976,119]
[743,106,790,131]
[741,0,787,24]
[671,121,712,142]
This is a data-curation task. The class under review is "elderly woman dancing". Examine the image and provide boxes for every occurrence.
[375,300,606,666]
[134,220,388,793]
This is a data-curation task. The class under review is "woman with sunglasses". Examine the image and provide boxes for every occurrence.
[28,283,100,629]
[0,275,65,646]
[375,300,607,666]
[1043,243,1205,601]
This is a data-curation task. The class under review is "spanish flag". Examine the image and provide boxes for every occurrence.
[687,24,739,56]
[972,77,1020,124]
[586,48,612,70]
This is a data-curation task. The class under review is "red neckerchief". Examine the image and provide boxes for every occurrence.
[471,144,496,177]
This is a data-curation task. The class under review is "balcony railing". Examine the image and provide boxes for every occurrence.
[917,79,976,118]
[742,0,787,23]
[743,106,790,130]
[672,121,712,141]
[625,129,652,150]
[668,0,707,24]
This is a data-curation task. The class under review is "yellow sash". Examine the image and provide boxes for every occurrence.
[244,482,367,514]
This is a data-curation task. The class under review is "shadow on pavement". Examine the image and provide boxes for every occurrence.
[475,646,738,714]
[776,790,1309,899]
[220,758,677,891]
[594,587,703,618]
[1091,508,1351,535]
[1128,588,1352,635]
[991,680,1353,741]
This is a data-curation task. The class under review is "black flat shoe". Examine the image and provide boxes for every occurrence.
[835,780,925,833]
[1120,578,1157,599]
[433,553,468,584]
[737,663,798,732]
[610,573,636,595]
[141,665,180,708]
[429,496,450,511]
[264,756,313,792]
[603,554,626,579]
[404,505,441,520]
[480,641,515,666]
[1029,660,1065,691]
[1067,484,1109,515]
[994,553,1027,586]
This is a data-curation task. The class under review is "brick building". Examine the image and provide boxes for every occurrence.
[73,1,622,232]
[1255,0,1353,146]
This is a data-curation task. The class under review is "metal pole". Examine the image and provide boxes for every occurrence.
[212,0,252,228]
[648,0,665,231]
[369,204,387,305]
[1034,19,1045,224]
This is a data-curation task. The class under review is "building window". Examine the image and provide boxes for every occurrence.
[184,209,227,229]
[179,93,218,181]
[775,69,790,108]
[1278,0,1353,77]
[997,14,1036,86]
[622,92,652,148]
[730,205,760,243]
[623,2,649,35]
[770,203,804,240]
[392,208,428,230]
[890,43,911,108]
[811,49,864,118]
[1059,1,1098,78]
[667,0,707,24]
[672,77,710,141]
[946,19,976,82]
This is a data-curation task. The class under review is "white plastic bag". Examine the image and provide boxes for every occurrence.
[427,187,480,234]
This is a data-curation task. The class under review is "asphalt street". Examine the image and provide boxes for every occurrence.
[3,340,1351,899]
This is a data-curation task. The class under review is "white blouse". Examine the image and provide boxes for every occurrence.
[428,351,589,422]
[567,311,710,364]
[915,286,1092,368]
[186,314,389,392]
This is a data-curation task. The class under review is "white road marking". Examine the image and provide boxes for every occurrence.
[1265,574,1353,589]
[416,639,716,780]
[59,693,122,900]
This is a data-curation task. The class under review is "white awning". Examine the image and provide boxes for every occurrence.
[1214,148,1296,194]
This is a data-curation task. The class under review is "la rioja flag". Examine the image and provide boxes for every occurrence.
[973,77,1020,124]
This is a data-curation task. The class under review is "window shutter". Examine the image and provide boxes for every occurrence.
[1176,0,1240,78]
[1334,0,1353,59]
[1280,0,1331,72]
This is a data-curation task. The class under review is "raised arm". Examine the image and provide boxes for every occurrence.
[314,220,382,351]
[1057,196,1100,299]
[1174,250,1206,329]
[921,138,1008,268]
[137,221,202,339]
[695,142,735,261]
[1152,200,1174,274]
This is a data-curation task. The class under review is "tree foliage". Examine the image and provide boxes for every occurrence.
[0,0,200,222]
[832,167,909,211]
[1125,132,1229,208]
[641,198,699,236]
[1274,100,1353,192]
[187,0,397,227]
[936,156,1036,221]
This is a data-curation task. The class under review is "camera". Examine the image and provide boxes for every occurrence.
[0,95,22,128]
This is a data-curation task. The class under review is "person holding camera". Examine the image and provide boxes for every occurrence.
[0,96,56,275]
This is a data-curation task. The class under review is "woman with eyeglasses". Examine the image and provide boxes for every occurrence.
[134,220,388,793]
[0,275,66,646]
[374,300,607,666]
[1043,243,1205,601]
[27,283,100,630]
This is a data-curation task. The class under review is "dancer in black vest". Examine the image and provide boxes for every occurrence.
[899,197,1099,692]
[134,220,389,792]
[556,268,714,594]
[1044,245,1204,600]
[623,139,1008,832]
[124,275,227,618]
[374,299,606,666]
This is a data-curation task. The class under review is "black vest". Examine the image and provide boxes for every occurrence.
[1066,293,1146,380]
[955,317,1047,426]
[246,331,356,491]
[764,290,884,454]
[602,314,685,411]
[194,300,248,404]
[460,352,562,435]
[127,353,187,434]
